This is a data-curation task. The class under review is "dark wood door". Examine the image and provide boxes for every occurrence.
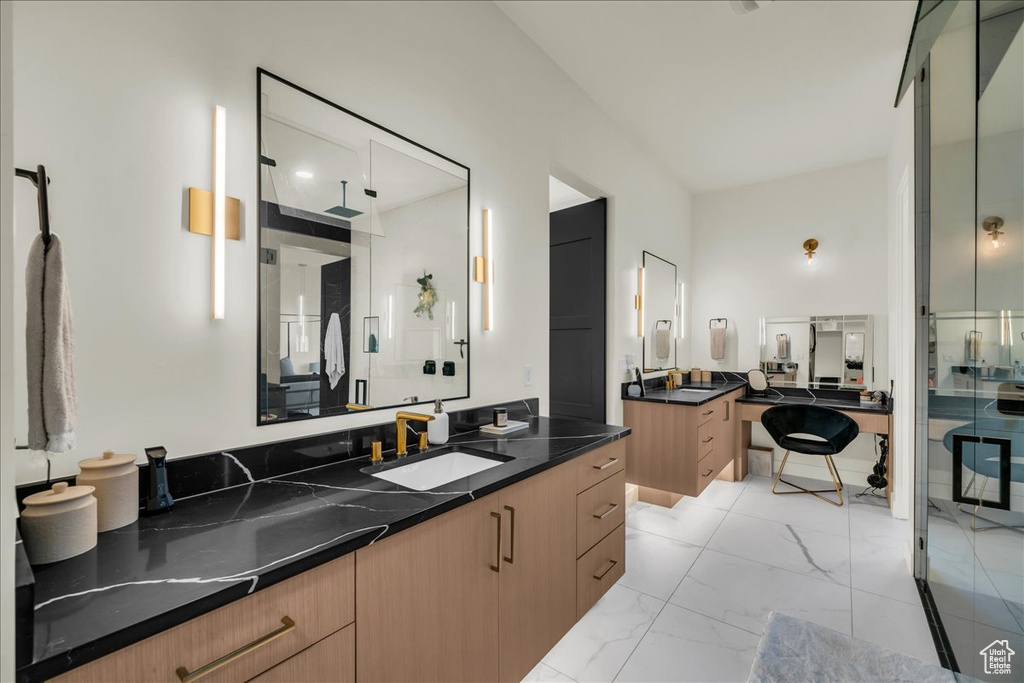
[550,198,606,422]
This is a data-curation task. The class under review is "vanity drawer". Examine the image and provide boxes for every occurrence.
[697,421,715,459]
[696,460,717,496]
[697,403,717,427]
[249,624,354,683]
[577,470,626,557]
[577,523,625,620]
[575,439,625,494]
[55,554,355,683]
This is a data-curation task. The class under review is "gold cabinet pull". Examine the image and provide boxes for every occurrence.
[490,511,502,573]
[593,457,620,471]
[703,468,714,477]
[593,503,620,520]
[503,505,516,565]
[176,616,296,682]
[724,401,731,421]
[702,437,714,444]
[593,560,618,580]
[702,409,714,417]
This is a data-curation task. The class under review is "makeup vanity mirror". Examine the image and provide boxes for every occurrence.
[641,251,678,372]
[760,314,874,390]
[258,70,469,424]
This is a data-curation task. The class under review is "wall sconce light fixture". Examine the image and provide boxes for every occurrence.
[635,267,645,338]
[475,208,494,331]
[983,216,1004,250]
[803,238,818,267]
[678,282,685,339]
[188,105,240,319]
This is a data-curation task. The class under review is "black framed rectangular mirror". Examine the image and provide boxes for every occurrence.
[257,70,470,424]
[641,251,678,372]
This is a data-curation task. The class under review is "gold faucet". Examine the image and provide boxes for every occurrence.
[395,412,434,456]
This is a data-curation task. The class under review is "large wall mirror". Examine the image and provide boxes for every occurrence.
[641,251,678,372]
[258,70,469,424]
[760,314,874,390]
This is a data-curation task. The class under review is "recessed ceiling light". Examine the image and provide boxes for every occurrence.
[295,170,314,179]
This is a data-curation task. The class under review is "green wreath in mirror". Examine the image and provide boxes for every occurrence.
[414,271,438,320]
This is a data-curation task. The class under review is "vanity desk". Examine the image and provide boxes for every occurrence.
[622,375,893,507]
[735,388,894,506]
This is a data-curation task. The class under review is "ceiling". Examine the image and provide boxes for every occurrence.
[496,0,918,193]
[549,175,595,212]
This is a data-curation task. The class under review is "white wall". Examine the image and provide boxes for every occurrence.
[887,81,915,525]
[1,0,17,676]
[691,158,889,484]
[10,0,691,484]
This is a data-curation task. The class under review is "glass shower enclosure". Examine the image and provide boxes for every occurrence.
[902,0,1023,678]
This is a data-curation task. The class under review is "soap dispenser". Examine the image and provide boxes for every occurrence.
[427,399,449,445]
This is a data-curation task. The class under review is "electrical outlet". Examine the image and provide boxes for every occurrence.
[618,357,628,373]
[523,365,533,387]
[626,353,636,367]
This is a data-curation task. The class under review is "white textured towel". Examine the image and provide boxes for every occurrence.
[324,312,346,389]
[710,327,726,361]
[654,328,671,361]
[26,234,77,453]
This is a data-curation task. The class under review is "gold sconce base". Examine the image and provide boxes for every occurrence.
[188,187,241,240]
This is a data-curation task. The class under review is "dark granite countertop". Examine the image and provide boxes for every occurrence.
[737,388,892,415]
[20,416,629,682]
[621,382,747,406]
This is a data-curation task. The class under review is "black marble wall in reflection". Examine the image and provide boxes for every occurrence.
[319,258,351,415]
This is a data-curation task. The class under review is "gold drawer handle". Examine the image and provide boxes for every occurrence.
[703,468,714,477]
[593,457,620,471]
[593,503,620,520]
[702,410,714,416]
[593,559,618,580]
[176,616,296,682]
[490,511,502,573]
[702,437,714,444]
[503,505,516,565]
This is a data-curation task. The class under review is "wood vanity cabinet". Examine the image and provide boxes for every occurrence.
[624,389,743,498]
[355,460,577,683]
[52,554,355,683]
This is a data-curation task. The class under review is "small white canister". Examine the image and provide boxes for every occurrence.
[77,450,139,532]
[21,482,98,565]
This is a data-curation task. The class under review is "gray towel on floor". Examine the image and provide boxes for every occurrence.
[26,234,77,453]
[710,326,726,361]
[748,612,962,683]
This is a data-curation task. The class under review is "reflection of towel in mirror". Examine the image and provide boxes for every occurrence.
[655,328,671,361]
[777,334,790,360]
[324,312,346,389]
[966,334,981,362]
[26,234,77,453]
[710,327,726,361]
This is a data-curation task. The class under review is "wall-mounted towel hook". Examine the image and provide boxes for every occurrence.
[709,317,727,329]
[15,164,51,247]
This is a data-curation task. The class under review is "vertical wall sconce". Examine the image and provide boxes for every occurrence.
[475,208,494,331]
[189,105,240,319]
[678,282,685,339]
[635,267,645,338]
[803,238,818,267]
[212,105,226,319]
[983,216,1004,250]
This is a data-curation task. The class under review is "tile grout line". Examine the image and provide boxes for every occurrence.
[610,494,738,682]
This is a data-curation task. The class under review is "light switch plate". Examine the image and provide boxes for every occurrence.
[626,353,636,366]
[618,357,629,373]
[523,365,533,387]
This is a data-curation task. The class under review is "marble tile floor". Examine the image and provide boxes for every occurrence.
[524,475,939,683]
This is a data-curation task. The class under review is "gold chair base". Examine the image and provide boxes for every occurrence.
[771,450,845,507]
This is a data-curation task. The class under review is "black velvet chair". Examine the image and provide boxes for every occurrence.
[761,405,860,506]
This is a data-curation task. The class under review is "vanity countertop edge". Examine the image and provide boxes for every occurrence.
[19,417,630,683]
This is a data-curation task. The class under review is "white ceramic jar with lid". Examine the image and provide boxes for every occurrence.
[77,450,139,532]
[20,482,97,565]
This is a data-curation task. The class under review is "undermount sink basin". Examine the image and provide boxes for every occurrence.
[369,451,506,491]
[672,387,716,393]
